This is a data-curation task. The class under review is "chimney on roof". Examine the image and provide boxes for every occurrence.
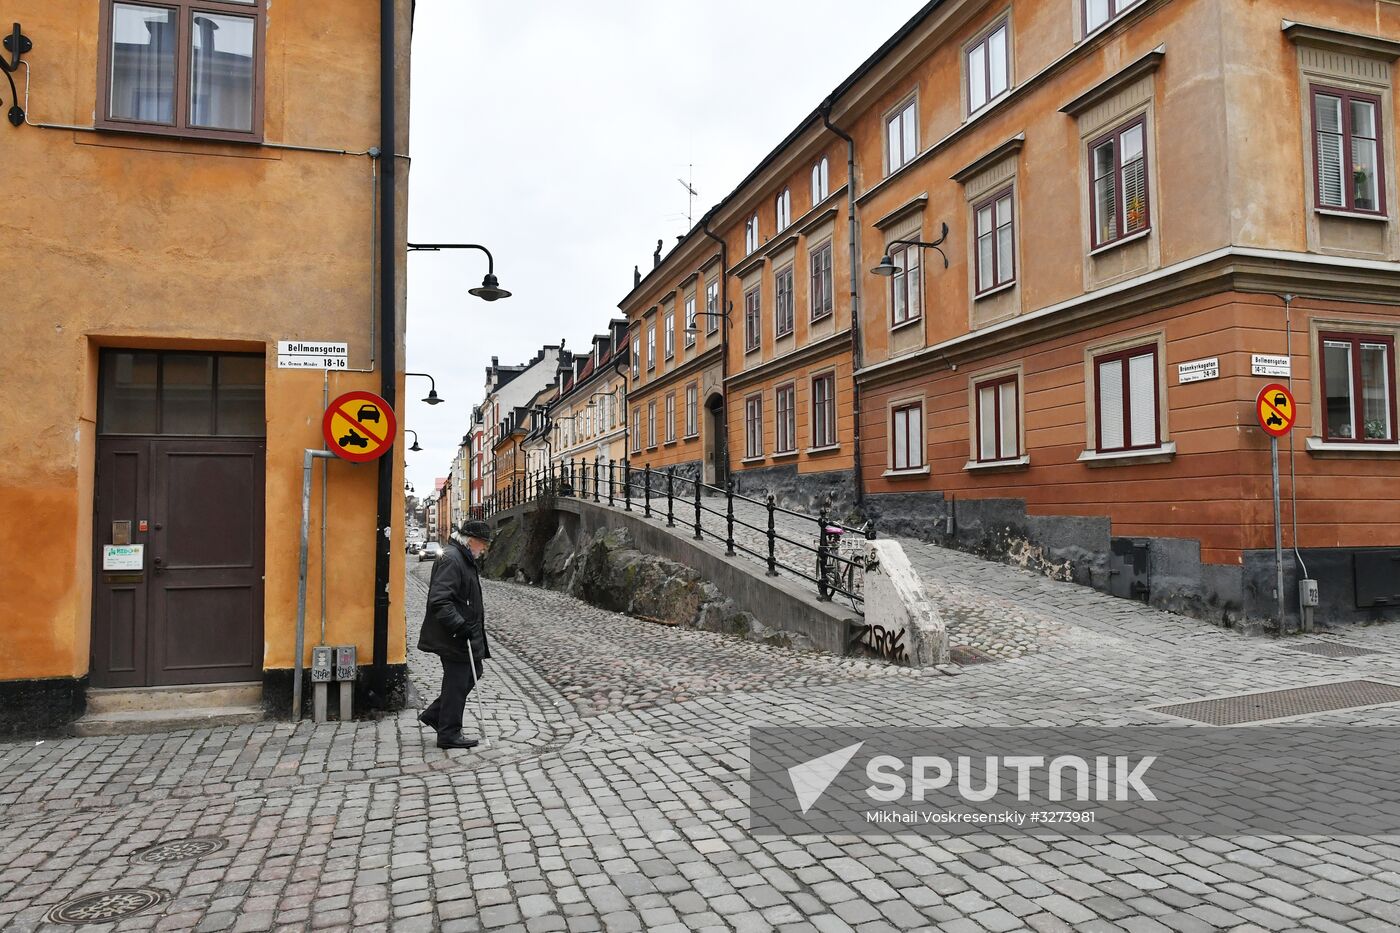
[653,239,663,268]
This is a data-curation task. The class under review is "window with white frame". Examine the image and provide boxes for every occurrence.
[1089,116,1150,249]
[647,400,656,448]
[1084,0,1143,36]
[775,188,791,230]
[744,287,761,352]
[889,242,922,326]
[775,383,796,453]
[664,311,675,360]
[1093,344,1159,451]
[631,335,640,379]
[811,156,830,203]
[632,408,641,452]
[974,187,1015,294]
[775,266,794,338]
[684,295,697,347]
[665,393,676,442]
[705,281,720,334]
[975,374,1020,462]
[745,395,763,458]
[967,20,1009,114]
[812,373,836,448]
[891,402,924,470]
[1313,86,1385,215]
[887,97,918,174]
[1320,331,1396,442]
[745,213,760,253]
[685,383,698,437]
[646,323,656,370]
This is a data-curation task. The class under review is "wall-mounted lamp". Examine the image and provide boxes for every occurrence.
[684,304,731,334]
[405,430,423,452]
[1,23,33,127]
[872,222,951,276]
[406,242,512,301]
[405,372,444,405]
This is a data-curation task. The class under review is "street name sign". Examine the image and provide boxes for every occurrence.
[1256,383,1297,438]
[278,340,349,370]
[323,390,396,462]
[1251,354,1291,377]
[1177,357,1219,384]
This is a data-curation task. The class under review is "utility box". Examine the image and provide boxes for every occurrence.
[310,646,334,683]
[334,645,357,681]
[1108,538,1151,603]
[1299,579,1319,608]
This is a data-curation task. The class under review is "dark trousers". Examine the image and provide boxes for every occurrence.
[423,658,481,739]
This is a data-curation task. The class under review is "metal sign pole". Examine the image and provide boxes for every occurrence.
[295,448,336,721]
[1271,436,1284,634]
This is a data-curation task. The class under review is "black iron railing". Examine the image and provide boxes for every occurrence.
[468,459,875,612]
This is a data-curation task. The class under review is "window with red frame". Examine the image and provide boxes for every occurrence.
[775,266,794,338]
[745,396,763,459]
[1093,345,1159,452]
[810,242,834,321]
[974,188,1015,294]
[1084,0,1143,35]
[812,374,836,449]
[891,403,924,470]
[975,375,1020,462]
[1089,117,1150,249]
[966,20,1009,114]
[1319,331,1396,442]
[890,242,922,326]
[1313,86,1385,215]
[744,287,761,351]
[775,384,796,453]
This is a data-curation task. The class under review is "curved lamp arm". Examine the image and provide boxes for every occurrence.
[889,222,951,269]
[406,242,495,274]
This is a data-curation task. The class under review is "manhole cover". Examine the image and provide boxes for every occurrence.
[134,836,227,864]
[1149,679,1400,725]
[950,645,997,665]
[1281,641,1382,659]
[47,888,168,925]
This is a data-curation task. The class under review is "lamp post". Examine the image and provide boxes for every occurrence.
[871,222,951,276]
[404,372,444,405]
[405,430,422,452]
[406,243,512,301]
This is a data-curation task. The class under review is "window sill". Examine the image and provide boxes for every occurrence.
[974,280,1016,301]
[683,432,700,440]
[775,330,794,341]
[963,454,1030,473]
[1305,436,1400,458]
[745,345,761,355]
[1076,441,1176,467]
[806,444,841,454]
[741,456,766,465]
[890,316,923,333]
[1315,207,1389,223]
[646,445,658,452]
[771,450,799,461]
[882,465,931,478]
[1088,228,1151,257]
[810,310,835,324]
[664,440,678,447]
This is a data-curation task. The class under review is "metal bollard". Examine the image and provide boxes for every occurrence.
[766,494,778,576]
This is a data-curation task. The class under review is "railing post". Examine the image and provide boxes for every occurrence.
[816,498,831,602]
[693,475,702,541]
[766,494,778,576]
[594,462,601,502]
[608,461,615,507]
[644,465,652,519]
[581,460,588,501]
[666,468,675,527]
[725,481,736,556]
[624,462,632,511]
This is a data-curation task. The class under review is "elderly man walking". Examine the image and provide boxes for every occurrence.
[417,520,492,750]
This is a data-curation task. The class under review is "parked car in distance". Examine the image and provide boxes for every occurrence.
[418,541,443,562]
[406,540,420,555]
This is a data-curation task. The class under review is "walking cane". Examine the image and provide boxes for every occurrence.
[464,640,490,748]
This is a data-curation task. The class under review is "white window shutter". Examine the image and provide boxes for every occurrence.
[978,386,996,460]
[1098,359,1124,449]
[1128,352,1157,447]
[999,381,1017,457]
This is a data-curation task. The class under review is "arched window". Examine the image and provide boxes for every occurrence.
[775,188,791,229]
[811,157,829,202]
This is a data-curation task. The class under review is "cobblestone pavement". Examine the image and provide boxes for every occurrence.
[4,557,1400,931]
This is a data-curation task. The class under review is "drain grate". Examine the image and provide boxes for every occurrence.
[134,836,227,864]
[47,888,168,925]
[1149,679,1400,725]
[1281,641,1383,659]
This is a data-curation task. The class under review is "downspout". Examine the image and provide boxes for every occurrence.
[821,100,864,510]
[369,0,397,707]
[700,215,730,485]
[613,358,629,465]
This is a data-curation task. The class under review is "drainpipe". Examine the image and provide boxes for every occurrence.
[613,358,629,465]
[700,216,730,486]
[369,0,397,707]
[821,100,864,511]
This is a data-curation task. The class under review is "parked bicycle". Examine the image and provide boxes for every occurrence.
[817,523,867,610]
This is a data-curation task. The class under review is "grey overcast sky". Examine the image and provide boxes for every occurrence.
[404,0,926,496]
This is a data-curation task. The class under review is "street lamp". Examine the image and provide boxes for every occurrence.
[872,222,951,275]
[405,429,423,452]
[405,372,444,405]
[684,306,729,334]
[406,242,512,301]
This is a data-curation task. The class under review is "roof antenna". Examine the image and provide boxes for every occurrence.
[677,164,698,229]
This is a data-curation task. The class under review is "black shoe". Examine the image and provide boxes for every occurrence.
[418,710,438,730]
[437,732,480,750]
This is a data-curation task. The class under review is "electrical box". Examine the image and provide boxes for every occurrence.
[334,645,357,681]
[1299,579,1319,608]
[1355,551,1400,608]
[310,646,334,683]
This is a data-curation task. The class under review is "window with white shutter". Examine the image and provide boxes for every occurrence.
[1090,117,1150,249]
[891,403,924,470]
[1312,86,1385,215]
[975,375,1019,462]
[1094,345,1159,452]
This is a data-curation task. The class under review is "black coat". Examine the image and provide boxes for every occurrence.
[417,540,491,665]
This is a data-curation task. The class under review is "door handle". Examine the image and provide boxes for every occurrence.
[153,556,165,574]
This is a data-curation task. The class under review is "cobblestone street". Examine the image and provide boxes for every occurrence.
[6,551,1400,931]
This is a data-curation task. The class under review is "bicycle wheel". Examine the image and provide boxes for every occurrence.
[816,551,832,599]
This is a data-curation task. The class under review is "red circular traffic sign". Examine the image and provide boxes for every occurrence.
[323,390,397,462]
[1255,383,1296,438]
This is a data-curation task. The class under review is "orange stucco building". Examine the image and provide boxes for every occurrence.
[1,0,413,735]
